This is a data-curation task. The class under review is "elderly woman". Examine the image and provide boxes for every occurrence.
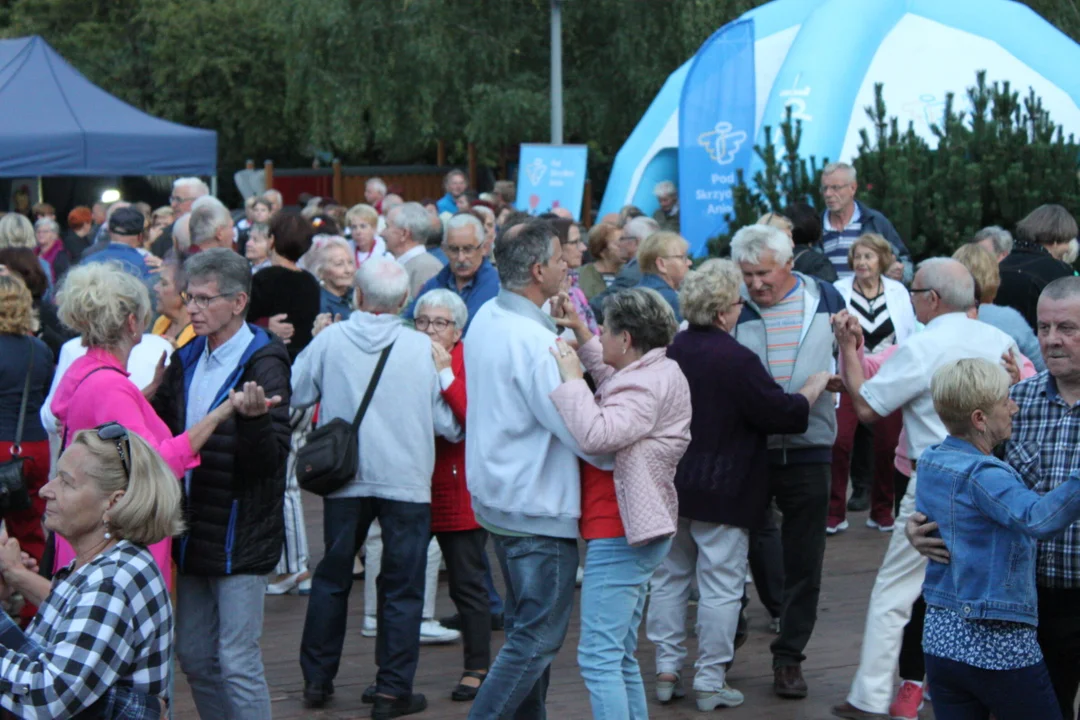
[33,218,70,285]
[914,358,1080,720]
[346,203,388,266]
[0,214,53,297]
[0,425,180,718]
[244,222,272,273]
[829,232,916,534]
[634,231,693,322]
[578,224,623,299]
[312,237,356,320]
[549,287,691,720]
[646,260,832,711]
[150,260,194,348]
[49,263,240,579]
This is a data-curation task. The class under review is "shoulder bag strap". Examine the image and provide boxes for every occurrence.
[12,340,36,456]
[59,364,126,448]
[349,342,394,433]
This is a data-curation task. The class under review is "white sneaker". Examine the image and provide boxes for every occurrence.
[361,615,377,637]
[866,518,895,532]
[768,616,781,634]
[696,685,745,710]
[419,619,461,645]
[655,674,686,703]
[575,566,584,586]
[826,519,850,535]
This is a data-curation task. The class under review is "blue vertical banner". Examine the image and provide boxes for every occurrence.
[678,19,756,257]
[514,144,589,220]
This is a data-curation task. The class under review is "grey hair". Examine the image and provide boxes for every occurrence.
[366,177,387,194]
[173,177,210,197]
[388,202,429,243]
[1041,275,1080,302]
[602,288,679,353]
[0,213,34,249]
[34,216,59,234]
[415,288,469,329]
[173,213,191,253]
[444,169,467,188]
[624,216,661,243]
[310,237,353,282]
[355,257,409,312]
[381,194,404,214]
[494,220,556,291]
[56,262,152,348]
[822,162,857,182]
[184,247,253,303]
[189,196,232,246]
[973,226,1014,256]
[446,213,484,244]
[679,258,743,326]
[917,258,976,310]
[653,180,677,199]
[262,189,283,206]
[731,224,794,265]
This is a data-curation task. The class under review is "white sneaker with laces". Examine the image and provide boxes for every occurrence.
[419,619,461,645]
[866,518,896,532]
[826,519,850,535]
[696,685,745,710]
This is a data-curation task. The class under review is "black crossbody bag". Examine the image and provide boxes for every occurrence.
[0,340,35,513]
[296,343,394,496]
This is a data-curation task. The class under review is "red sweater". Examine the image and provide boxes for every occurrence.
[431,343,479,533]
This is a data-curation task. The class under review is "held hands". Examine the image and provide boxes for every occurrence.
[548,338,585,382]
[431,342,453,372]
[905,511,950,564]
[227,381,283,418]
[550,292,584,332]
[830,310,863,351]
[268,314,294,344]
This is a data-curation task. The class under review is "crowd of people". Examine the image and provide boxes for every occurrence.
[0,161,1078,720]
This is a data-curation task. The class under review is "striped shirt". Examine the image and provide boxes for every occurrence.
[849,286,895,353]
[760,278,805,387]
[822,204,862,279]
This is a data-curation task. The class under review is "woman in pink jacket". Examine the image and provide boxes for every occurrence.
[50,263,237,582]
[549,287,691,720]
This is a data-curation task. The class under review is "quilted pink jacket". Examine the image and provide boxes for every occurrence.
[550,336,691,546]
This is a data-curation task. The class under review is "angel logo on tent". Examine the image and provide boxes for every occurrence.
[525,157,548,186]
[697,121,748,166]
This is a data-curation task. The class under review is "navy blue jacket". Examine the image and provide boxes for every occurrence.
[636,272,682,323]
[404,259,500,332]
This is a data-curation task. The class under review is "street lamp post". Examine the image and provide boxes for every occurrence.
[551,0,563,145]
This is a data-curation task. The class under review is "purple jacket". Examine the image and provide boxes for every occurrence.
[667,326,810,529]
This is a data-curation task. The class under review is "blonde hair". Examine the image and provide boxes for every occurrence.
[931,358,1010,435]
[346,203,379,227]
[953,243,1001,304]
[56,263,152,348]
[0,213,34,250]
[757,212,794,236]
[678,258,743,327]
[0,274,33,335]
[637,231,687,274]
[847,233,895,276]
[69,428,184,545]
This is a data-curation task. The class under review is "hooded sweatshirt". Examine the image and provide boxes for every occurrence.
[291,310,461,502]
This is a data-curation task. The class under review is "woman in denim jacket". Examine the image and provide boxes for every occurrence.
[916,358,1080,720]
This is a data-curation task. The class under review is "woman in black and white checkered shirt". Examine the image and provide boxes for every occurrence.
[0,423,179,719]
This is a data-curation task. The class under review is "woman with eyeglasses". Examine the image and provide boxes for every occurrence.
[0,423,180,718]
[541,215,598,339]
[634,231,694,323]
[48,263,242,581]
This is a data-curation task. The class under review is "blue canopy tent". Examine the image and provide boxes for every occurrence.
[0,35,216,178]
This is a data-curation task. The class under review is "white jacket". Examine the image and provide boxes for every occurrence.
[833,275,917,345]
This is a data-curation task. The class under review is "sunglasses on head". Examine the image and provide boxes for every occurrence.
[95,423,131,479]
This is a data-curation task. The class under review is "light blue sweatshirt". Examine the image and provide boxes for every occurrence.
[979,303,1046,373]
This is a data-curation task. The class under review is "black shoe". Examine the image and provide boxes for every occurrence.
[362,683,377,704]
[441,612,506,631]
[451,671,487,702]
[371,693,427,719]
[847,487,870,512]
[303,681,334,708]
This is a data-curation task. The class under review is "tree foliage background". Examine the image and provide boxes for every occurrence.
[2,0,1080,199]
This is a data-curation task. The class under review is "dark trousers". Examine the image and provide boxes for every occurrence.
[300,496,430,697]
[747,503,784,619]
[850,420,874,491]
[1037,587,1080,720]
[435,529,492,671]
[893,469,927,682]
[768,462,830,668]
[925,654,1062,720]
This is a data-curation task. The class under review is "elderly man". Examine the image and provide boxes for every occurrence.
[588,215,661,323]
[438,170,469,215]
[652,180,680,232]
[150,177,211,257]
[971,225,1014,263]
[365,177,388,211]
[263,188,284,216]
[908,276,1080,720]
[385,202,443,299]
[819,162,911,282]
[831,258,1022,720]
[80,206,155,284]
[152,248,292,720]
[729,224,845,699]
[465,219,611,719]
[293,257,460,717]
[190,196,236,251]
[406,213,499,330]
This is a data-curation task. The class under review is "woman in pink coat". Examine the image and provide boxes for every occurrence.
[50,263,237,582]
[549,287,691,720]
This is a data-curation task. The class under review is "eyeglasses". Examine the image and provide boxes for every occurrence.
[909,288,935,297]
[821,183,852,193]
[415,317,456,332]
[662,253,690,261]
[169,195,195,204]
[96,422,131,479]
[180,291,234,308]
[618,235,637,245]
[445,245,481,257]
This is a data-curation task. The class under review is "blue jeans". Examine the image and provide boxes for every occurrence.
[925,654,1063,720]
[481,543,505,615]
[300,496,430,697]
[468,534,578,720]
[579,536,672,720]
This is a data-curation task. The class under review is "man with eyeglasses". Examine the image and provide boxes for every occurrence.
[820,162,911,284]
[149,177,210,258]
[405,213,499,332]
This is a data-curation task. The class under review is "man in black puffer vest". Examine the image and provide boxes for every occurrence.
[152,248,291,720]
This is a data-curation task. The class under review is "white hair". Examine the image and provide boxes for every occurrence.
[653,180,677,199]
[308,236,352,281]
[173,214,191,252]
[973,226,1014,256]
[472,205,494,222]
[263,189,283,206]
[388,202,429,243]
[445,213,484,243]
[189,196,232,246]
[731,224,795,265]
[415,288,469,329]
[822,162,857,182]
[34,216,59,234]
[355,257,409,312]
[624,216,661,243]
[366,177,387,194]
[917,257,976,311]
[173,177,210,197]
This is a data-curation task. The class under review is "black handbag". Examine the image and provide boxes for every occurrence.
[296,343,394,496]
[0,340,35,514]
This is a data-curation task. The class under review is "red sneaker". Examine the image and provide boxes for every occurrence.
[888,681,924,720]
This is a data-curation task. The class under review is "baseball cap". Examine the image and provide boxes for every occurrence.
[109,207,146,236]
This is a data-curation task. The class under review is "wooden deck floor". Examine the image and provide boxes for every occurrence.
[171,497,925,720]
